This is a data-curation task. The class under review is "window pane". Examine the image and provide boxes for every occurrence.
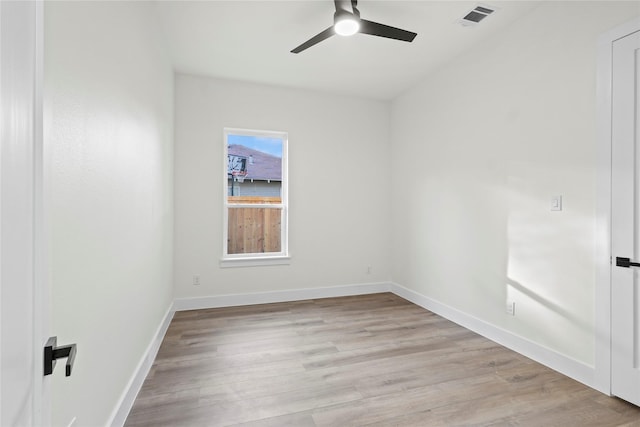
[228,134,282,204]
[227,207,282,254]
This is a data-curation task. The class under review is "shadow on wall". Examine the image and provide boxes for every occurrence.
[505,277,592,337]
[505,166,595,360]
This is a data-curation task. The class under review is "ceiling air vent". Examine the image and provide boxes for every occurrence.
[460,5,495,27]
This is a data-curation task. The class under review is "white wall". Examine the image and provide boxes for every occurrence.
[391,1,640,367]
[44,2,174,426]
[174,75,390,299]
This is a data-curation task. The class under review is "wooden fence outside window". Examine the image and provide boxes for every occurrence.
[227,196,282,254]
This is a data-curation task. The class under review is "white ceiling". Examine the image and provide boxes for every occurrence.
[152,1,540,100]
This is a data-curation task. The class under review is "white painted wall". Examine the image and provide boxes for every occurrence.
[44,2,174,426]
[391,1,640,367]
[174,75,390,298]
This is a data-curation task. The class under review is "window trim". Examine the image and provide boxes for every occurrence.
[221,127,289,266]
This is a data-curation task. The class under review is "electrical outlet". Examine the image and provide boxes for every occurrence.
[506,301,515,316]
[366,266,372,274]
[193,275,200,286]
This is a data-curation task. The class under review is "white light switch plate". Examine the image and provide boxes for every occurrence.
[551,195,562,211]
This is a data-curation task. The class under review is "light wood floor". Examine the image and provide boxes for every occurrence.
[125,293,640,426]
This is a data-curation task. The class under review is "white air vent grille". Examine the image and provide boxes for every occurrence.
[460,5,495,26]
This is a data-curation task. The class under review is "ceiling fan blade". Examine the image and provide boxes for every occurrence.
[291,26,335,54]
[359,19,417,42]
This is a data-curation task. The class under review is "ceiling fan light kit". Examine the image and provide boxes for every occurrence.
[334,14,360,36]
[291,0,417,54]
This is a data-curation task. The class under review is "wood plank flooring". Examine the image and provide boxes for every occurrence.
[125,293,640,426]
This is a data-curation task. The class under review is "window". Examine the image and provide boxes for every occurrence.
[221,128,289,267]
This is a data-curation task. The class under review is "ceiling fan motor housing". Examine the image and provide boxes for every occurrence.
[334,6,359,21]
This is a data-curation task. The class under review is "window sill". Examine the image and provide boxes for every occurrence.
[220,255,291,268]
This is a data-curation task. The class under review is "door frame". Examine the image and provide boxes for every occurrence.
[596,17,640,396]
[0,0,48,424]
[33,0,50,424]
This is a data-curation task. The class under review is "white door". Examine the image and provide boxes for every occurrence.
[0,1,50,425]
[611,28,640,406]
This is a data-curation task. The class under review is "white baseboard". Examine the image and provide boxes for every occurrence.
[390,282,597,390]
[108,303,175,427]
[173,282,392,311]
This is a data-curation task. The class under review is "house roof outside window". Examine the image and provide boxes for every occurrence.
[228,144,282,182]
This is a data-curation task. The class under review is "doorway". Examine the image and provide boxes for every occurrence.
[598,18,640,407]
[610,27,640,406]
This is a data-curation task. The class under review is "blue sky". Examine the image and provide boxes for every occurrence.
[228,134,283,158]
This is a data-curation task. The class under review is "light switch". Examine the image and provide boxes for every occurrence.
[551,195,562,211]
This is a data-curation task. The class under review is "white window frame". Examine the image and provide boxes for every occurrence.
[220,128,290,267]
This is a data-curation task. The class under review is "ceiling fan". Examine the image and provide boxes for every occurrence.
[291,0,417,54]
